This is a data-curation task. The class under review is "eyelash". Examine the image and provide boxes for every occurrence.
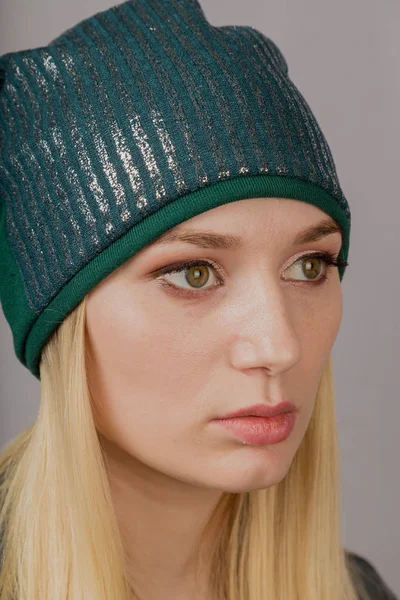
[155,251,349,298]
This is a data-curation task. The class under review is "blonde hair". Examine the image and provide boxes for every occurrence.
[0,295,370,599]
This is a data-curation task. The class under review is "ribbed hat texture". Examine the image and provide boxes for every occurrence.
[0,0,351,380]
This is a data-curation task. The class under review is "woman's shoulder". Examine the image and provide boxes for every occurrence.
[345,550,398,600]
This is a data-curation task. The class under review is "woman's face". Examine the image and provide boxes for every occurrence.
[85,197,343,492]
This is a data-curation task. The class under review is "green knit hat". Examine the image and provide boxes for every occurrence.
[0,0,351,381]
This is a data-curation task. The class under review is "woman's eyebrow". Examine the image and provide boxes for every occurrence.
[149,217,343,250]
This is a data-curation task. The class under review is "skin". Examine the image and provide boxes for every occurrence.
[85,197,343,600]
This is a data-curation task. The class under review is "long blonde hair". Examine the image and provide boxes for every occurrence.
[0,295,369,599]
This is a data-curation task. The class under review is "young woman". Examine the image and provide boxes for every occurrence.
[0,0,397,598]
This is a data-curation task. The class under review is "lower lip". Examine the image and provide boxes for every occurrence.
[213,412,297,445]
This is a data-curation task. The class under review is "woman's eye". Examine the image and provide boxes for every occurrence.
[156,259,222,292]
[284,255,328,282]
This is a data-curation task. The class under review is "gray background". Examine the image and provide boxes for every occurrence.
[0,0,399,594]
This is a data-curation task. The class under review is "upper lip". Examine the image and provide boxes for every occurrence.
[216,401,297,419]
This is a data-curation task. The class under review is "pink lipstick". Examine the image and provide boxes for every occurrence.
[212,401,298,445]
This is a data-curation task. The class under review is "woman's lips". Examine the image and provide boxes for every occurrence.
[217,401,297,419]
[212,412,297,445]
